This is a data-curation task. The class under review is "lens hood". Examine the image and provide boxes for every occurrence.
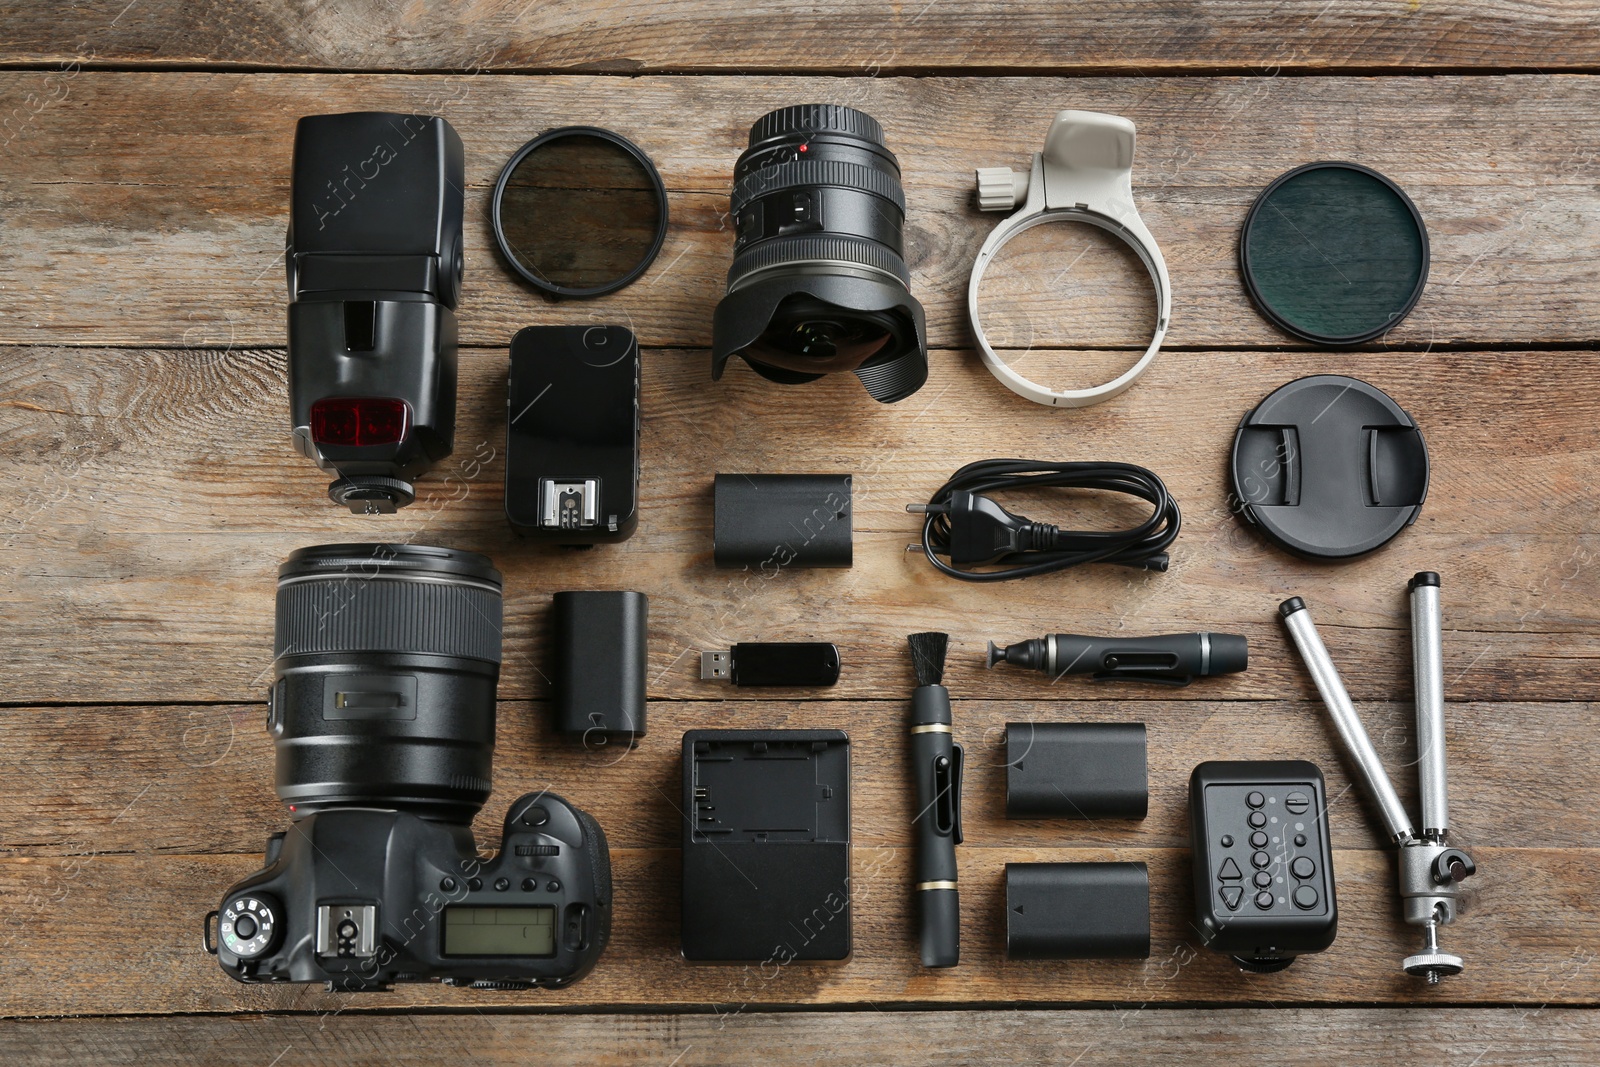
[712,273,928,403]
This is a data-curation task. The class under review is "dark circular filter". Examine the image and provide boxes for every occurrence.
[492,127,668,298]
[1240,162,1428,345]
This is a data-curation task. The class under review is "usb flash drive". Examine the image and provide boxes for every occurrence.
[699,643,841,687]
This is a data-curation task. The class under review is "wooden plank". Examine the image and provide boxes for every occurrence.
[2,2,1598,74]
[4,1007,1597,1065]
[0,73,1598,349]
[3,345,1598,705]
[0,845,1587,1014]
[1,697,1588,857]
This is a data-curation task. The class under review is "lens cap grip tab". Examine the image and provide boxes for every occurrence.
[968,111,1171,408]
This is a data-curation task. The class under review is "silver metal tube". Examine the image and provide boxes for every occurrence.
[1409,573,1449,838]
[1280,597,1416,843]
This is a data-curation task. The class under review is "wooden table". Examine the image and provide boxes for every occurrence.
[2,2,1598,1062]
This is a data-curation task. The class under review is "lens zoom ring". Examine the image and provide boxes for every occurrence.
[732,159,905,214]
[730,234,911,286]
[749,104,885,147]
[275,578,503,663]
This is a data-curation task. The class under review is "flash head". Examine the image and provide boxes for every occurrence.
[286,112,465,513]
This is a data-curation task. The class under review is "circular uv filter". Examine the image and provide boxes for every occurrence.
[1240,162,1428,345]
[492,127,668,298]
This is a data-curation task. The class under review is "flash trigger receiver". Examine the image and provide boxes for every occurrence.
[505,325,641,543]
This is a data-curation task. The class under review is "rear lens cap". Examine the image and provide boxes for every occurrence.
[1240,162,1428,346]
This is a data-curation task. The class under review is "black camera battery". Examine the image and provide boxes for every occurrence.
[506,325,640,543]
[550,590,648,743]
[681,730,851,962]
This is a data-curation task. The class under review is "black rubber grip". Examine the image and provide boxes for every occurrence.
[748,104,885,147]
[275,576,503,663]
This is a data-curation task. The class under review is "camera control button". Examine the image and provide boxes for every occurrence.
[521,805,550,827]
[234,914,258,940]
[521,878,538,892]
[495,878,510,892]
[468,878,483,892]
[440,877,457,893]
[546,879,562,893]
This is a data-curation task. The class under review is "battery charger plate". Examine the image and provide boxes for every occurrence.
[680,730,851,962]
[1231,374,1428,560]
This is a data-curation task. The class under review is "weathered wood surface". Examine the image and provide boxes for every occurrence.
[0,74,1598,350]
[3,344,1596,705]
[2,1,1599,74]
[2,2,1598,1051]
[4,1008,1598,1066]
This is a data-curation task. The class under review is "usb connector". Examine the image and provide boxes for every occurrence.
[698,643,841,687]
[700,650,732,682]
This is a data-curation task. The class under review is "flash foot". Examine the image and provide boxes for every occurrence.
[328,476,416,514]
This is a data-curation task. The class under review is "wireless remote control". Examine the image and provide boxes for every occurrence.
[1189,760,1338,971]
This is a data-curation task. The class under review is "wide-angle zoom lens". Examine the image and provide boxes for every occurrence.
[712,104,928,403]
[270,543,503,823]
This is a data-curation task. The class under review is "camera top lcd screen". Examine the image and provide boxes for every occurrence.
[442,905,556,957]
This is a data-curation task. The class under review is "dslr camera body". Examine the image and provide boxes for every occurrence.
[207,543,612,992]
[287,112,464,513]
[213,792,611,991]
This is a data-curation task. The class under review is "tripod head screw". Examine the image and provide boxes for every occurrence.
[1432,848,1477,886]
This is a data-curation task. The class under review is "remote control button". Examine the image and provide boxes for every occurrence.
[1249,831,1268,848]
[1220,886,1244,910]
[1294,833,1307,847]
[1247,791,1265,809]
[1218,858,1243,881]
[1251,850,1271,869]
[1294,885,1319,909]
[1286,791,1310,814]
[1220,835,1234,848]
[1255,891,1274,909]
[1253,871,1272,889]
[1248,811,1267,828]
[1291,857,1316,880]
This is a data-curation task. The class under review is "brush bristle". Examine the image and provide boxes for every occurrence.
[907,631,949,686]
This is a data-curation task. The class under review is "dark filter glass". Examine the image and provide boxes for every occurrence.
[1242,164,1427,344]
[497,133,664,294]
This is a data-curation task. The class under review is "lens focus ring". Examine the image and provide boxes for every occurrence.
[728,234,912,287]
[275,544,502,663]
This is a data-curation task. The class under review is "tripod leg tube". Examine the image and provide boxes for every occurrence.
[1409,573,1449,840]
[1279,597,1416,844]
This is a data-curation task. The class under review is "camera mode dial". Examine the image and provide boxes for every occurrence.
[220,893,282,960]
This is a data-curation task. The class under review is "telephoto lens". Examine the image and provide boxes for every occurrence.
[712,104,928,403]
[209,543,613,991]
